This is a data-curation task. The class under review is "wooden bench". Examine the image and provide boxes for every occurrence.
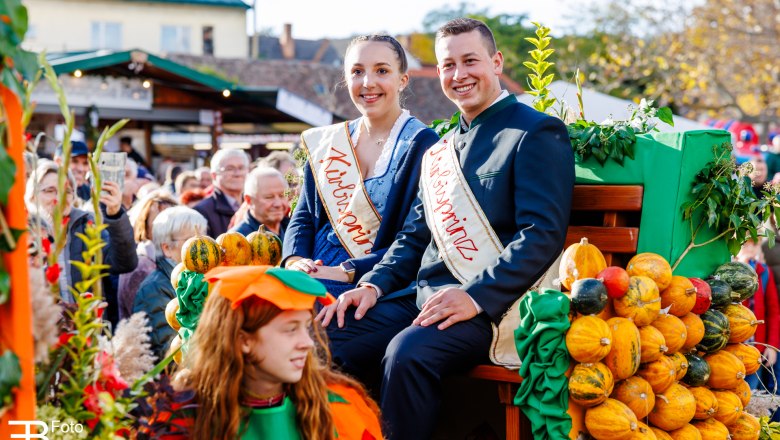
[468,184,644,440]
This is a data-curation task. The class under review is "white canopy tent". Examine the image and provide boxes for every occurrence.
[517,81,710,133]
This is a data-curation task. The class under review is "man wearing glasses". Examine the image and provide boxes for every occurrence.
[193,149,250,237]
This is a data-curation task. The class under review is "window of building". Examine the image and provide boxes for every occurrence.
[202,26,214,56]
[161,25,191,54]
[91,21,122,50]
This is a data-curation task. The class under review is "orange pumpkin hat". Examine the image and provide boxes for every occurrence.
[204,265,335,310]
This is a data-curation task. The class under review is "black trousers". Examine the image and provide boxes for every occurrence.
[327,295,493,440]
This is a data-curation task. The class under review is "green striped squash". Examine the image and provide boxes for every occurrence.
[568,361,614,407]
[713,261,759,302]
[181,235,222,273]
[696,309,731,354]
[248,225,283,266]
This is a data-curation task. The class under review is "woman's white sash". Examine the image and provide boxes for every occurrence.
[420,131,503,283]
[302,122,381,258]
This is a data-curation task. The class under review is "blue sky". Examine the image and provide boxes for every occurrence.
[247,0,588,39]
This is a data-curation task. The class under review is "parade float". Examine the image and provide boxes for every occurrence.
[1,6,778,439]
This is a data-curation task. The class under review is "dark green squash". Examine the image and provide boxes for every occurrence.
[682,353,711,387]
[570,278,608,315]
[696,309,731,354]
[713,261,759,302]
[706,278,734,310]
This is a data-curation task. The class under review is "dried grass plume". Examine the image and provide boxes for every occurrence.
[110,312,156,382]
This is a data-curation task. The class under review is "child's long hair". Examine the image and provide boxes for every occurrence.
[179,293,377,440]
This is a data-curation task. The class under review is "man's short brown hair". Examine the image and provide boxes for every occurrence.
[435,18,497,56]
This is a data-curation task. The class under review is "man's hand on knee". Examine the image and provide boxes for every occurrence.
[413,287,478,330]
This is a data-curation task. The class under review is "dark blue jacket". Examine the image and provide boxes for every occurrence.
[132,256,176,361]
[193,187,236,238]
[283,120,439,280]
[363,96,575,322]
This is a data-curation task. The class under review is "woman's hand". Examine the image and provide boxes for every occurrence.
[308,265,350,282]
[100,181,122,217]
[764,347,778,366]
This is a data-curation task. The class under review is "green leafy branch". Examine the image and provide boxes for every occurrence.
[567,98,674,166]
[523,22,556,114]
[673,143,780,270]
[429,111,460,138]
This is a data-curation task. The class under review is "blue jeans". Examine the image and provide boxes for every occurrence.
[746,361,780,422]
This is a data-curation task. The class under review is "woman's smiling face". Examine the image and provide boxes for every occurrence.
[345,41,407,120]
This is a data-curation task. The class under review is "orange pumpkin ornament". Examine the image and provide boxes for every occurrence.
[692,418,730,440]
[680,312,705,351]
[566,315,612,363]
[688,386,718,420]
[585,398,639,440]
[668,351,689,380]
[651,314,688,354]
[728,412,760,440]
[661,276,697,317]
[668,424,702,440]
[639,325,669,363]
[649,383,696,431]
[614,276,662,326]
[631,422,659,440]
[568,361,614,408]
[712,390,743,427]
[724,343,762,375]
[733,380,752,407]
[627,252,673,290]
[559,237,607,290]
[604,317,642,380]
[216,231,252,266]
[723,303,763,344]
[650,427,674,440]
[705,351,747,389]
[612,376,656,419]
[637,355,677,394]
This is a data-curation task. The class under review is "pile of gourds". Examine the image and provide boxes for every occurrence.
[563,238,762,440]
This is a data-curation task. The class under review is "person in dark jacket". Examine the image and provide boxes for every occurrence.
[282,35,439,297]
[26,161,138,326]
[132,205,207,360]
[193,149,249,237]
[231,167,290,239]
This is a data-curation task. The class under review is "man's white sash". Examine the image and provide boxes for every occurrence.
[302,123,381,258]
[421,131,503,283]
[421,131,561,368]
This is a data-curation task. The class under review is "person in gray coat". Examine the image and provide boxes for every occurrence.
[132,206,207,360]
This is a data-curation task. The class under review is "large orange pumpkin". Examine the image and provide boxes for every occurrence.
[612,376,656,419]
[724,343,762,375]
[627,252,673,290]
[650,427,674,440]
[712,390,743,427]
[604,317,642,380]
[668,424,702,440]
[614,276,661,326]
[689,386,718,420]
[728,412,760,440]
[637,355,677,394]
[668,352,689,380]
[585,398,638,440]
[649,383,696,431]
[569,361,614,408]
[723,303,762,344]
[631,422,658,440]
[566,315,612,363]
[651,314,688,354]
[733,380,752,407]
[216,231,252,266]
[705,351,747,389]
[639,325,668,363]
[559,237,607,290]
[680,312,705,351]
[661,276,697,317]
[692,418,730,440]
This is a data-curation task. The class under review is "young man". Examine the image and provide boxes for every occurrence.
[317,18,575,439]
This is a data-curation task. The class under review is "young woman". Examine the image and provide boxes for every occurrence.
[163,266,382,440]
[282,35,439,296]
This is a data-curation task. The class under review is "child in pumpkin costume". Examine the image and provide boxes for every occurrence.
[142,266,383,440]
